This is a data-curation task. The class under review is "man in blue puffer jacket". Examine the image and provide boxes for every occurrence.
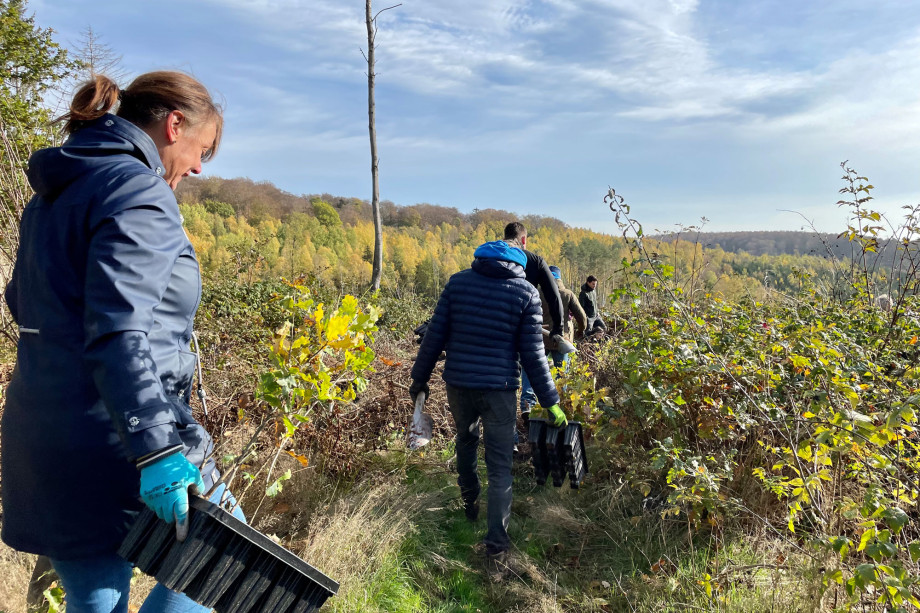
[410,240,566,559]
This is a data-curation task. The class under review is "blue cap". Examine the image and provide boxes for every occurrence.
[473,241,527,267]
[549,265,561,280]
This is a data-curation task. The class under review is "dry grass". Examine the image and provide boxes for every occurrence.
[0,544,34,613]
[293,479,431,612]
[0,542,166,612]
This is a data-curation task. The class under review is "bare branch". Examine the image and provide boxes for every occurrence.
[373,3,401,20]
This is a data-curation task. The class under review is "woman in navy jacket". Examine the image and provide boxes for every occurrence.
[3,72,227,612]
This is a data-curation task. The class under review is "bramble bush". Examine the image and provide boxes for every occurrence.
[586,168,920,610]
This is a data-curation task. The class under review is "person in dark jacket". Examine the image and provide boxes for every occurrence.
[518,266,587,419]
[502,223,564,419]
[409,241,566,559]
[579,275,606,333]
[3,72,238,613]
[503,222,563,338]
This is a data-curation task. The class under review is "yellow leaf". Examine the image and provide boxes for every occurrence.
[285,450,310,467]
[329,338,356,350]
[325,314,350,341]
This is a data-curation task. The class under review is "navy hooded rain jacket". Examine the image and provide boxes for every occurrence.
[1,114,215,559]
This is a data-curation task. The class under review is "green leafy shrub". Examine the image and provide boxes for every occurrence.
[593,173,920,610]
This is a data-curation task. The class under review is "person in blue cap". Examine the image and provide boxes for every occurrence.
[409,240,566,563]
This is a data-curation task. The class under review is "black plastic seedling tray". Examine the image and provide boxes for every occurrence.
[528,419,589,489]
[544,423,566,487]
[118,496,338,613]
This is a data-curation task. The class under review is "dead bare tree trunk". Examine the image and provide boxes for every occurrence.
[364,1,400,291]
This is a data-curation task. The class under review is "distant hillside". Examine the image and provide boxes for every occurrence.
[655,231,853,259]
[176,175,848,300]
[178,178,865,261]
[176,176,567,234]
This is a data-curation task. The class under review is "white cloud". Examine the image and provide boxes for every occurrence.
[42,0,920,230]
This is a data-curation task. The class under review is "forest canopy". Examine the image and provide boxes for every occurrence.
[176,175,841,300]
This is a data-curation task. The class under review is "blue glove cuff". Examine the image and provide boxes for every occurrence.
[136,444,183,469]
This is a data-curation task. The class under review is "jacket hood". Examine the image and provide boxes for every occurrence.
[556,278,567,291]
[27,114,164,199]
[471,257,525,279]
[473,241,527,267]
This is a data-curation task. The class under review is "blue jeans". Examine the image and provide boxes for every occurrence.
[549,350,570,371]
[446,385,516,554]
[50,485,244,613]
[520,352,569,413]
[520,368,537,413]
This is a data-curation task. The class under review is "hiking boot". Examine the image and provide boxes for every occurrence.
[485,548,510,582]
[463,498,480,522]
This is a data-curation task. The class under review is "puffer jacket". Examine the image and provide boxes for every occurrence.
[411,246,560,408]
[2,114,216,559]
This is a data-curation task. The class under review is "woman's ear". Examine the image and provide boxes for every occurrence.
[165,110,186,144]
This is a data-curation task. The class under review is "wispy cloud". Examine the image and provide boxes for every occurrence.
[32,0,920,231]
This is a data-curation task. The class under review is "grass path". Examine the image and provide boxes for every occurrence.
[311,448,819,613]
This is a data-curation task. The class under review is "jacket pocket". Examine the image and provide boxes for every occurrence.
[169,396,198,427]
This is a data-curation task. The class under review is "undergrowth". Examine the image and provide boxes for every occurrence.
[4,165,920,611]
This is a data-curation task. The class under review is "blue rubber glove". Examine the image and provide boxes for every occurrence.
[545,404,568,428]
[139,452,204,539]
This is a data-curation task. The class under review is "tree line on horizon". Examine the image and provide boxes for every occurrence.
[656,230,852,258]
[176,175,843,301]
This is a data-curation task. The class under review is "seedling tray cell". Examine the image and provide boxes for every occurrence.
[528,418,548,485]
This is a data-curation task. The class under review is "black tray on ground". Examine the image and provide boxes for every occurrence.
[528,419,589,489]
[118,496,338,613]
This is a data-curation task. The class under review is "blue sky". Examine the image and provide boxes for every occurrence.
[30,0,920,233]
